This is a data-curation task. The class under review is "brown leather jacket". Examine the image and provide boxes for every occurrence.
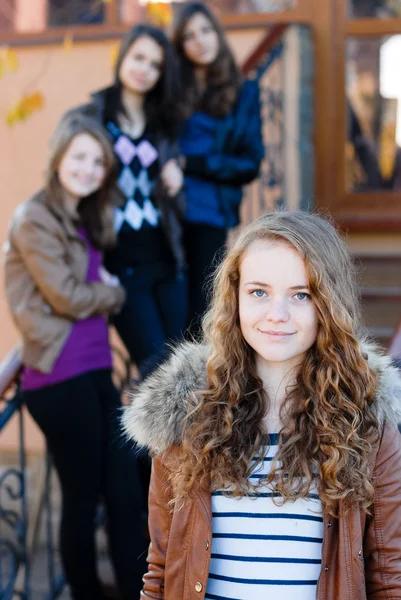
[122,342,401,600]
[4,190,126,373]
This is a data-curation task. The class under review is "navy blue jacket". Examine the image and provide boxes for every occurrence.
[183,79,264,228]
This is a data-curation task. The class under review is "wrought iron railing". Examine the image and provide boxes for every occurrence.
[0,345,130,600]
[239,25,287,227]
[240,23,315,225]
[0,348,28,600]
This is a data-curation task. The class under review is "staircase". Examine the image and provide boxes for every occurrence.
[355,255,401,349]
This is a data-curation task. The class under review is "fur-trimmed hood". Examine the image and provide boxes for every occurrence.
[122,341,401,455]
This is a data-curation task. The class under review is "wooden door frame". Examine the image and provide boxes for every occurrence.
[8,0,399,231]
[308,0,337,219]
[325,0,401,230]
[1,0,313,45]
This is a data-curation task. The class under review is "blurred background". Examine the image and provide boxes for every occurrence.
[1,0,401,597]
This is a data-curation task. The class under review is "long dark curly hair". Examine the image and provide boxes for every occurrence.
[170,211,380,516]
[172,2,242,118]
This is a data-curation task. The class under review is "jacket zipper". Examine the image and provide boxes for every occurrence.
[193,490,212,600]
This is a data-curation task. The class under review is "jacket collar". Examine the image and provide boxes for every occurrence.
[91,86,171,149]
[123,340,401,455]
[90,85,114,119]
[33,190,81,240]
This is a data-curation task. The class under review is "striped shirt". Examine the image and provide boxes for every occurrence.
[205,434,323,600]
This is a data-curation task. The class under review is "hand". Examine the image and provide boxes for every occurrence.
[161,159,184,197]
[99,266,120,288]
[178,155,186,170]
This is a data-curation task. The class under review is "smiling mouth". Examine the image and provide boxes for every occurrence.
[76,180,94,187]
[133,75,148,84]
[259,330,296,336]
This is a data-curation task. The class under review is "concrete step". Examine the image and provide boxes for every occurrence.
[355,256,401,288]
[360,286,401,299]
[355,254,401,345]
[361,296,401,329]
[363,326,393,349]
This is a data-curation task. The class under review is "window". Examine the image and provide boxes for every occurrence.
[48,0,105,27]
[0,0,106,33]
[349,0,401,18]
[119,0,297,25]
[0,0,16,31]
[345,35,401,191]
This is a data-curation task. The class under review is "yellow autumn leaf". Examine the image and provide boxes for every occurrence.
[6,107,18,126]
[20,95,34,116]
[30,91,45,110]
[5,90,45,126]
[18,106,29,121]
[63,32,74,53]
[6,48,19,72]
[102,0,113,3]
[13,98,29,120]
[110,43,119,69]
[5,102,25,125]
[146,2,173,28]
[19,92,45,115]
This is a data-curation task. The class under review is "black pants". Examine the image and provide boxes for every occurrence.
[183,222,227,339]
[23,370,147,600]
[112,263,187,379]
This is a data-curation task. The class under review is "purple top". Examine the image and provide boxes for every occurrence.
[22,228,112,391]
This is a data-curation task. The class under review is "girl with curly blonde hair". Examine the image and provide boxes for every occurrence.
[124,210,401,600]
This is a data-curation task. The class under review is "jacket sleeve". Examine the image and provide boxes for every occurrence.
[157,137,186,218]
[364,421,401,598]
[184,82,264,186]
[141,456,173,599]
[170,139,186,218]
[12,214,125,320]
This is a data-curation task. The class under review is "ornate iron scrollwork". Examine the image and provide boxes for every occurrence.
[0,393,29,600]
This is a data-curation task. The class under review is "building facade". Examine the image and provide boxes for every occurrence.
[1,0,401,452]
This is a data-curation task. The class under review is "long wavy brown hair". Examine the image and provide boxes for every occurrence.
[171,211,380,516]
[172,2,242,119]
[45,112,117,250]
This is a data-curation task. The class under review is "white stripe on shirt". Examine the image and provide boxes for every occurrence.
[205,434,323,600]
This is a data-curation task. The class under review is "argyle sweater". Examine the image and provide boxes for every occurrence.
[104,121,172,272]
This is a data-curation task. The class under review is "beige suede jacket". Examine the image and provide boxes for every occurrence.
[4,190,125,373]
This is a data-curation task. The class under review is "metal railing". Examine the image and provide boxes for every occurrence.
[241,25,287,225]
[0,345,130,600]
[0,348,28,600]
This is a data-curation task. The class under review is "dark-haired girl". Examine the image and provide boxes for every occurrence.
[74,24,187,378]
[124,211,401,599]
[173,2,264,337]
[4,113,148,600]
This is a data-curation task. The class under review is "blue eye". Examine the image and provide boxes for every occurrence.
[294,292,310,301]
[251,289,266,298]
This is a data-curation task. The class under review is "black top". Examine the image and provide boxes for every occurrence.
[104,121,173,273]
